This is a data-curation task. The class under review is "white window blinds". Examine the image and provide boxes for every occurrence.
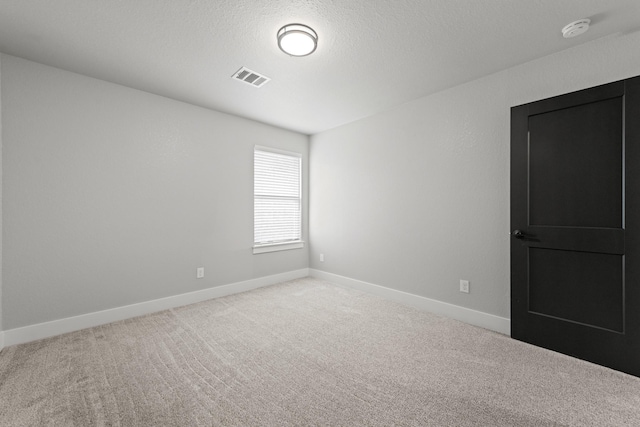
[254,147,302,246]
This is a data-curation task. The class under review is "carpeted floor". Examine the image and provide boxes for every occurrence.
[1,277,639,426]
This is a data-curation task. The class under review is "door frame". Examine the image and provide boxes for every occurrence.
[510,76,640,376]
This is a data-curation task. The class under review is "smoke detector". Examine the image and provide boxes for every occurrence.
[562,19,591,38]
[232,67,270,88]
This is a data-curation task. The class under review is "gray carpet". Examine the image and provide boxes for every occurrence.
[1,277,639,426]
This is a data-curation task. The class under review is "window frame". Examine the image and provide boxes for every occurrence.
[253,145,304,254]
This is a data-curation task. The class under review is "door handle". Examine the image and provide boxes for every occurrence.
[512,230,525,239]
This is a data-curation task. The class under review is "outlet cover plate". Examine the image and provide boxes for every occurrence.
[460,280,470,293]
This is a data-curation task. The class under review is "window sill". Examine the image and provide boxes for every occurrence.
[253,241,305,254]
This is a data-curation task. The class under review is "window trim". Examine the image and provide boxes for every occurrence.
[253,241,305,254]
[253,145,304,254]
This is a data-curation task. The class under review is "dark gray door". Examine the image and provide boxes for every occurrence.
[510,76,640,376]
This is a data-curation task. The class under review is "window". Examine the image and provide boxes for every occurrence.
[253,146,303,254]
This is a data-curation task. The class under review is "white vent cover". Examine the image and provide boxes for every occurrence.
[232,67,271,88]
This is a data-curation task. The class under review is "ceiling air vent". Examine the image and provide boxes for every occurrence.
[232,67,271,88]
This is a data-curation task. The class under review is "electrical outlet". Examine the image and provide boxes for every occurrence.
[197,267,205,279]
[460,280,470,293]
[320,253,324,262]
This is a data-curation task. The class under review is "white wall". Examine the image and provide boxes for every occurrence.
[1,55,309,330]
[0,53,3,348]
[310,32,640,319]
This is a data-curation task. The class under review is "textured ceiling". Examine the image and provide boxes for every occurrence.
[0,0,638,134]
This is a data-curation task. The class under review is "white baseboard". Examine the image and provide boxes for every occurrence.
[310,269,510,335]
[0,331,4,352]
[3,268,309,347]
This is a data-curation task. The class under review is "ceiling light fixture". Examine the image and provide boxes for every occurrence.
[277,24,318,57]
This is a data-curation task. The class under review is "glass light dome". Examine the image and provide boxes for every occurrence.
[277,24,318,57]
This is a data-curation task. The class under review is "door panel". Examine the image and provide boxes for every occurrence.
[511,76,640,376]
[528,248,623,332]
[528,97,623,228]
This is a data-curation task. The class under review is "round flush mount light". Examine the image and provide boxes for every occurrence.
[277,23,318,56]
[562,19,591,38]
